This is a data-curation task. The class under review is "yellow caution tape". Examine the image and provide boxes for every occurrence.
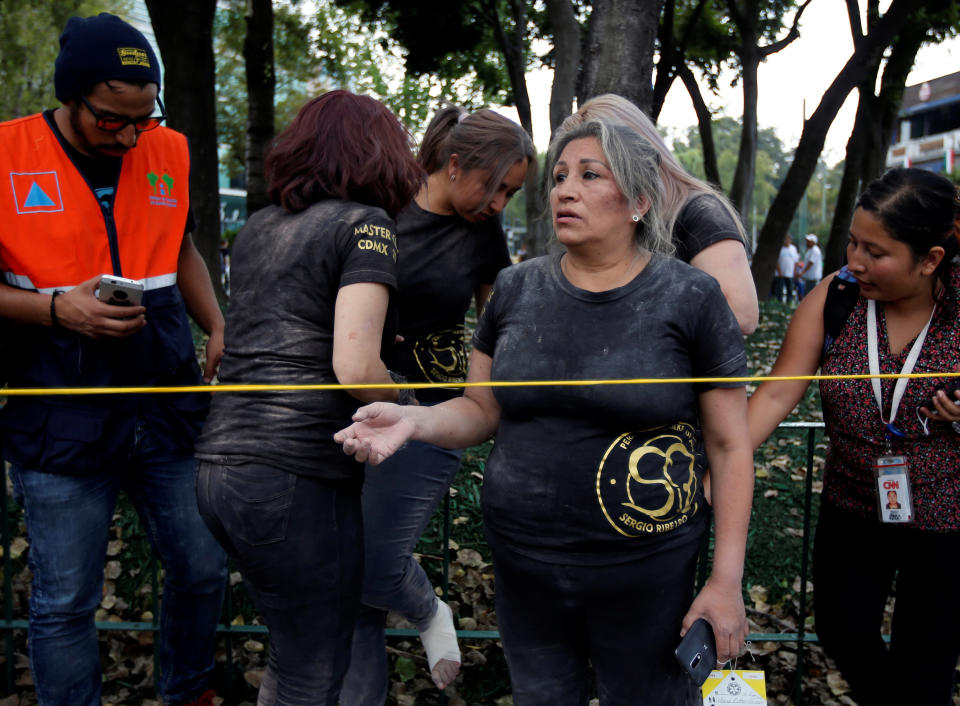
[1,371,959,396]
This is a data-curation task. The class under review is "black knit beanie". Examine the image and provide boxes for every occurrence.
[54,13,161,102]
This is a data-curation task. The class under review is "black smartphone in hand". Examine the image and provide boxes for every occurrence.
[675,618,717,687]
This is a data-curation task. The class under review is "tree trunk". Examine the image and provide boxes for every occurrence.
[145,0,224,304]
[544,0,579,137]
[244,0,274,216]
[860,22,927,184]
[651,0,679,121]
[825,100,870,274]
[678,63,721,189]
[825,18,926,274]
[749,0,918,299]
[485,0,549,256]
[486,0,531,134]
[728,42,758,217]
[524,0,581,258]
[727,0,809,221]
[579,0,664,114]
[651,0,708,122]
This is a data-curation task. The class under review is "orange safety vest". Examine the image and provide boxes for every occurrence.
[0,112,189,293]
[0,114,206,474]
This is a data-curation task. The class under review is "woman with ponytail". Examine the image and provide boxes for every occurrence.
[748,168,960,706]
[341,106,535,703]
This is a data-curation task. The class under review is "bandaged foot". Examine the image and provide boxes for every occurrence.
[419,597,461,690]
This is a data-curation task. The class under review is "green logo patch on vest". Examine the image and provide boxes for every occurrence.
[146,171,178,208]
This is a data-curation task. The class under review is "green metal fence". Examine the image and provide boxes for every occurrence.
[1,421,826,704]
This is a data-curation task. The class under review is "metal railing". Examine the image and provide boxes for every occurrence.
[1,422,826,703]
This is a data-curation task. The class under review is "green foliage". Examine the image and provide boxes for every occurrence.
[215,0,508,178]
[335,0,515,108]
[677,0,808,86]
[393,655,417,682]
[215,0,321,181]
[672,115,844,240]
[0,0,131,120]
[321,0,513,129]
[673,115,788,233]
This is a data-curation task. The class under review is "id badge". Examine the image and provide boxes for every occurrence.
[701,670,767,704]
[874,456,913,524]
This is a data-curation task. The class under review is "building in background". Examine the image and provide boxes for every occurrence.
[887,71,960,173]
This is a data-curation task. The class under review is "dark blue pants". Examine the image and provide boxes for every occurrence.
[10,421,226,706]
[487,530,702,706]
[814,501,960,706]
[197,460,363,706]
[340,439,463,705]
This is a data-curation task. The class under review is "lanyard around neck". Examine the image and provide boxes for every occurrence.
[867,299,936,433]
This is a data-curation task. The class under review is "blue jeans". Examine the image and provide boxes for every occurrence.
[197,460,364,706]
[9,421,227,706]
[340,439,463,705]
[487,529,702,706]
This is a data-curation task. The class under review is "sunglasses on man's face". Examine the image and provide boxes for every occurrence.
[79,94,167,132]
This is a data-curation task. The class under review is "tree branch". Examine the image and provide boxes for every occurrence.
[678,62,722,189]
[845,0,863,42]
[759,0,814,57]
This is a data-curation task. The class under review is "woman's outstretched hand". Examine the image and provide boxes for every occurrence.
[333,402,416,465]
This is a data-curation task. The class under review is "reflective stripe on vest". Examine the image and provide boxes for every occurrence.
[3,270,177,294]
[0,113,189,292]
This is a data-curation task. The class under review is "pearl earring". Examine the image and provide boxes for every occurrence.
[450,174,456,182]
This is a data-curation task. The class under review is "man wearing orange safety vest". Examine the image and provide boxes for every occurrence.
[0,14,226,706]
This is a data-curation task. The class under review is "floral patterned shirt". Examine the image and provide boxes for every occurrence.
[819,267,960,531]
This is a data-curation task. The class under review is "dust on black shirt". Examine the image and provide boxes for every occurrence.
[673,192,744,263]
[473,253,747,565]
[388,200,511,402]
[196,200,398,482]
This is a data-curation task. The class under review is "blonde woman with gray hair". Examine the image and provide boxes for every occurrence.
[335,119,753,705]
[559,94,758,334]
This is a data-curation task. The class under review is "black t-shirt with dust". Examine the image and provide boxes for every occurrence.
[673,192,745,263]
[473,253,747,565]
[388,200,511,402]
[196,199,398,482]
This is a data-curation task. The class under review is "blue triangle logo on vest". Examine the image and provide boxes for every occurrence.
[10,170,64,214]
[23,182,56,208]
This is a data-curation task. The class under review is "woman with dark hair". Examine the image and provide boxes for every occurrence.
[340,106,535,702]
[748,168,960,705]
[337,119,753,705]
[194,90,423,704]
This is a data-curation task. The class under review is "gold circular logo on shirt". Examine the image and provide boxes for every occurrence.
[596,423,701,537]
[413,327,468,384]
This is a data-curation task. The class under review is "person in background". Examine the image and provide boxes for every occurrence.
[195,91,424,705]
[775,234,799,304]
[556,94,758,334]
[800,233,823,296]
[0,14,226,706]
[336,119,753,706]
[340,106,535,703]
[747,168,960,706]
